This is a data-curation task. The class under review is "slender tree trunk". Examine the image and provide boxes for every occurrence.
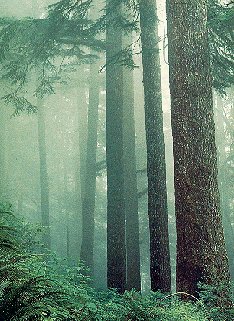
[32,0,50,250]
[106,1,126,293]
[37,99,50,250]
[123,36,141,291]
[80,61,100,276]
[77,67,88,201]
[167,0,231,301]
[139,0,171,292]
[0,108,7,201]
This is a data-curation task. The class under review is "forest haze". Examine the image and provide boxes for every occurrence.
[0,0,233,320]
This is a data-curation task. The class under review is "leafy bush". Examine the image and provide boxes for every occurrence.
[198,282,234,321]
[0,203,232,320]
[0,203,97,320]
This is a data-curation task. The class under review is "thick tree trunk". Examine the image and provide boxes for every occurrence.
[106,1,126,293]
[139,0,171,292]
[167,0,231,301]
[80,61,100,276]
[37,99,50,250]
[123,37,141,291]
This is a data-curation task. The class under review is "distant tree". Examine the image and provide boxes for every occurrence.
[167,0,231,302]
[0,106,8,201]
[139,0,171,292]
[215,93,234,280]
[123,35,141,291]
[80,61,100,277]
[37,95,51,250]
[106,0,126,294]
[76,67,88,202]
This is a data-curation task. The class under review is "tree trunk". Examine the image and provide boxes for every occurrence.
[106,1,126,293]
[0,107,7,201]
[77,67,88,201]
[139,0,171,292]
[80,61,100,277]
[123,36,141,291]
[37,99,50,250]
[167,0,231,301]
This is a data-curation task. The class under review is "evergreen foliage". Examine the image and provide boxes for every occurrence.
[0,203,233,320]
[0,0,232,114]
[208,1,234,93]
[0,0,104,113]
[0,1,233,320]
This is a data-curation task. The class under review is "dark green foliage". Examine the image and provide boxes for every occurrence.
[0,201,214,321]
[0,203,98,320]
[208,1,234,93]
[0,142,231,315]
[1,202,232,320]
[2,93,37,116]
[0,0,233,114]
[0,0,104,113]
[94,0,139,34]
[198,283,234,321]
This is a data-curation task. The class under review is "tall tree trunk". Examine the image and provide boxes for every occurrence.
[0,107,7,201]
[123,37,141,291]
[106,1,126,293]
[31,0,50,251]
[37,99,50,250]
[167,0,231,301]
[80,61,100,276]
[139,0,171,292]
[77,67,88,201]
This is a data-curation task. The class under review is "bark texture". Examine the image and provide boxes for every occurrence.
[167,0,231,299]
[139,0,171,292]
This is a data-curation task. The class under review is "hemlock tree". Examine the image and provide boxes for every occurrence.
[0,107,8,202]
[37,96,51,250]
[106,0,126,293]
[139,0,171,292]
[80,61,100,277]
[166,0,231,301]
[77,67,88,202]
[123,36,141,291]
[215,94,234,280]
[32,0,51,251]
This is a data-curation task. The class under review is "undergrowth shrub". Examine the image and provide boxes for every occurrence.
[0,203,97,320]
[0,203,233,320]
[198,282,234,321]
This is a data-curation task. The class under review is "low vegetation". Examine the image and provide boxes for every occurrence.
[0,203,233,321]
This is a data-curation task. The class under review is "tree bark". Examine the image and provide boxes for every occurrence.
[139,0,171,292]
[167,0,231,301]
[106,1,126,293]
